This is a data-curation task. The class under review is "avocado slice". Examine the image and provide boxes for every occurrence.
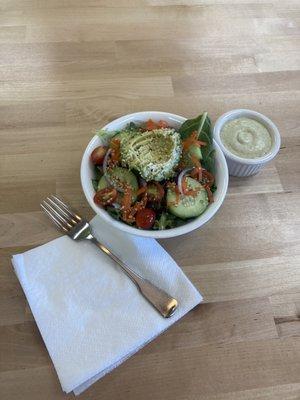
[121,128,182,181]
[167,177,208,219]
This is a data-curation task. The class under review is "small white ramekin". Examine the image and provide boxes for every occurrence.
[213,109,281,177]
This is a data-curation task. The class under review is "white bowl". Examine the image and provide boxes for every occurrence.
[81,111,228,238]
[213,109,281,177]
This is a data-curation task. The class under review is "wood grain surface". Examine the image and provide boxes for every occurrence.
[0,1,300,399]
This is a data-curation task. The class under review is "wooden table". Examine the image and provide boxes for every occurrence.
[1,1,300,399]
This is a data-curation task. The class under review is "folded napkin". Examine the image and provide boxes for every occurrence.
[12,216,202,395]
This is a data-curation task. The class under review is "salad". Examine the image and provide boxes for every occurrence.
[90,113,216,230]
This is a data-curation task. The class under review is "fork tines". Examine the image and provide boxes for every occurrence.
[41,195,82,232]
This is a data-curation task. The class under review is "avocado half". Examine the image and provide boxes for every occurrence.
[120,128,182,181]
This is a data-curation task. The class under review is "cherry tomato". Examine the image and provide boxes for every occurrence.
[90,146,107,165]
[94,187,117,206]
[135,208,156,229]
[147,182,164,203]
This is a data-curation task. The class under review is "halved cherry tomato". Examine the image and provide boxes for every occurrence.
[94,187,117,206]
[147,182,164,202]
[90,146,107,165]
[135,208,156,229]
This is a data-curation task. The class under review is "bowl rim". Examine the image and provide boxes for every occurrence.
[81,111,229,239]
[213,109,281,165]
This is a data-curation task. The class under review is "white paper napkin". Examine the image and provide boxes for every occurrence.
[12,216,202,395]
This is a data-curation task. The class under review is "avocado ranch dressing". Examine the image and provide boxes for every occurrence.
[220,117,272,159]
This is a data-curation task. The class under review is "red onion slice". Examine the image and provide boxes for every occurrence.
[102,148,112,178]
[139,177,147,187]
[177,167,193,194]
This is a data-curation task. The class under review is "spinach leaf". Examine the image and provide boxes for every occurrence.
[126,122,140,132]
[106,206,121,221]
[203,151,215,174]
[179,114,203,140]
[179,112,215,174]
[94,165,102,179]
[92,179,99,192]
[211,182,217,193]
[92,166,103,191]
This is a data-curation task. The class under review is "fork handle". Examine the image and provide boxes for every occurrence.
[89,236,178,318]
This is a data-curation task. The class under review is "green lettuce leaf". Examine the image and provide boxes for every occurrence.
[96,129,117,145]
[153,212,186,230]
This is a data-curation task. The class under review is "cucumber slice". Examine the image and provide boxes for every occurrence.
[167,177,208,219]
[189,144,202,160]
[108,166,138,190]
[106,166,138,201]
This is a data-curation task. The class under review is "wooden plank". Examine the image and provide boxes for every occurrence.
[173,71,300,96]
[0,76,174,103]
[70,337,300,399]
[0,26,25,43]
[0,366,66,400]
[143,298,278,353]
[270,293,300,338]
[0,212,61,248]
[181,256,300,302]
[0,321,51,373]
[0,101,65,129]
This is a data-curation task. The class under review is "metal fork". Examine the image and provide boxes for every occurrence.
[41,195,178,318]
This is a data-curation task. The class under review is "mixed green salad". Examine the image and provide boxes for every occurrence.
[90,113,216,230]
